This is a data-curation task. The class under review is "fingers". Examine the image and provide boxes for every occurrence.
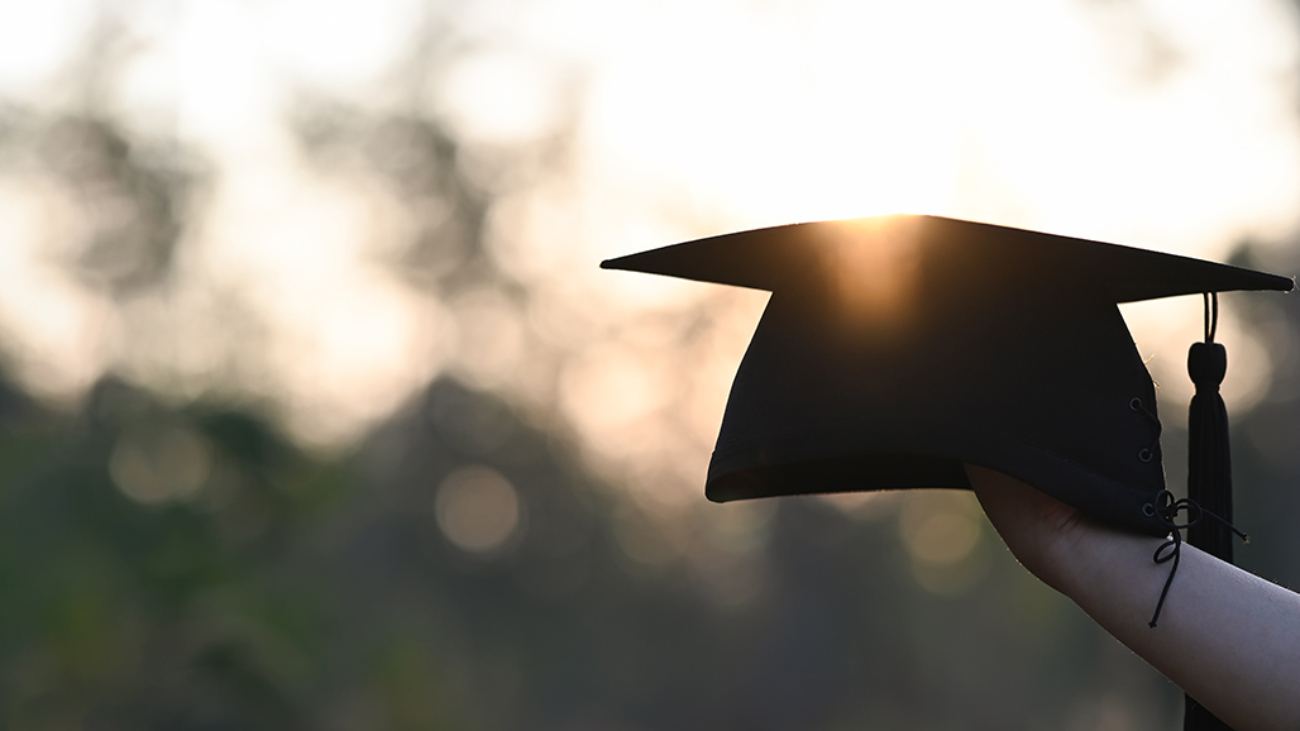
[964,464,1081,590]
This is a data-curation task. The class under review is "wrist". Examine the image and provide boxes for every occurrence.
[1047,520,1166,610]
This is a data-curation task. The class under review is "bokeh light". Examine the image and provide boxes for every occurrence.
[435,465,523,555]
[109,425,213,505]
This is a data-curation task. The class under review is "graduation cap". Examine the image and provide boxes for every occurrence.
[602,215,1291,731]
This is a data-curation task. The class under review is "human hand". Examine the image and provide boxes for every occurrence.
[963,463,1092,593]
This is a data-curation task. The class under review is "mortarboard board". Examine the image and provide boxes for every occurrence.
[602,214,1292,731]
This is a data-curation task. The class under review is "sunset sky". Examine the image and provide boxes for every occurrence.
[0,0,1297,485]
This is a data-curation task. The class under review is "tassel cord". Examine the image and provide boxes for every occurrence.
[1147,489,1248,628]
[1203,291,1218,343]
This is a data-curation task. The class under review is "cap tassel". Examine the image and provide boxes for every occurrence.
[1183,292,1238,731]
[1187,294,1235,561]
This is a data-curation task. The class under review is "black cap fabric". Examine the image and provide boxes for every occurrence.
[601,215,1293,536]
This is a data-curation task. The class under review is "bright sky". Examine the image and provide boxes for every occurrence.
[0,0,1297,462]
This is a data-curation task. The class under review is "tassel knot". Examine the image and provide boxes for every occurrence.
[1187,341,1226,391]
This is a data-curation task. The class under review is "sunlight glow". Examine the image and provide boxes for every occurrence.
[572,0,1300,257]
[820,217,925,326]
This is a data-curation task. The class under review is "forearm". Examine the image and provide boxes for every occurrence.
[966,464,1300,731]
[1058,526,1300,731]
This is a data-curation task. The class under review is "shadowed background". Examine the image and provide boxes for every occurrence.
[1,1,1299,729]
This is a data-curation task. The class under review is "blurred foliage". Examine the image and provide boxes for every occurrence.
[38,117,197,296]
[0,370,1190,730]
[0,109,202,297]
[0,3,206,301]
[294,102,495,292]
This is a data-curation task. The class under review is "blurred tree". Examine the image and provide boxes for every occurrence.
[0,2,203,301]
[35,116,196,296]
[0,368,1187,730]
[294,103,494,293]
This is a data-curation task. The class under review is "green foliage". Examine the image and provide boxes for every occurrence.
[0,373,1190,730]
